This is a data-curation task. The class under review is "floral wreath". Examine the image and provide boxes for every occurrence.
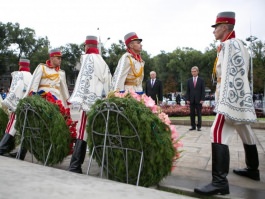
[30,90,77,154]
[87,89,183,186]
[112,90,183,169]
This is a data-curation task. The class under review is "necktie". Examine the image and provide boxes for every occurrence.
[151,80,154,87]
[193,77,197,87]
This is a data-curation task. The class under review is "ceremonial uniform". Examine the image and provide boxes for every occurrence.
[0,59,32,157]
[211,38,256,144]
[194,12,260,196]
[111,32,144,93]
[68,35,112,173]
[28,50,69,107]
[111,52,144,92]
[26,49,77,153]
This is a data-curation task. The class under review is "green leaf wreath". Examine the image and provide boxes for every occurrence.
[15,95,71,165]
[86,94,176,187]
[0,107,9,140]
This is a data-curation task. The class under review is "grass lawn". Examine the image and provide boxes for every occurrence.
[170,116,265,122]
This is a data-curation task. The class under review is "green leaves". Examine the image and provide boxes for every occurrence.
[86,97,175,187]
[15,95,71,165]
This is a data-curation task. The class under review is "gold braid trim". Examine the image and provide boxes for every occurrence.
[39,84,60,90]
[212,31,234,83]
[212,56,218,81]
[41,65,59,81]
[128,56,143,79]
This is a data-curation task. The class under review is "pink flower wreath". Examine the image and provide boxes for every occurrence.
[113,90,183,170]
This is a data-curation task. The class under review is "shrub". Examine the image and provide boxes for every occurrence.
[86,91,182,187]
[161,105,215,117]
[15,95,72,165]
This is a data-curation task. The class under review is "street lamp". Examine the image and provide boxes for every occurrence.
[246,35,257,96]
[97,28,110,55]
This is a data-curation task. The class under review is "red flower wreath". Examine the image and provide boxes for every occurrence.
[30,90,77,154]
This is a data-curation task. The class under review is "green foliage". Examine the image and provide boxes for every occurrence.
[141,50,154,83]
[0,108,16,151]
[1,21,265,93]
[86,97,175,187]
[0,22,49,75]
[15,95,71,165]
[104,40,126,75]
[0,107,8,138]
[252,41,265,93]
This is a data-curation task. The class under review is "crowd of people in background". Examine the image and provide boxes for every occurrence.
[253,93,264,108]
[0,88,7,100]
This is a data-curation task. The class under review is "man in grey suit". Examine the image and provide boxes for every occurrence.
[145,71,163,104]
[186,66,205,131]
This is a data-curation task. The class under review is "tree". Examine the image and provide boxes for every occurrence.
[252,40,265,93]
[0,22,50,74]
[140,50,153,89]
[104,40,126,75]
[61,43,83,89]
[152,51,171,91]
[201,45,216,93]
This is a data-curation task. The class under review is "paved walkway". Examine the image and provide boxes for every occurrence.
[1,109,264,199]
[159,124,265,199]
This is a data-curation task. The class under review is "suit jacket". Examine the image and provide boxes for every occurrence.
[145,79,163,104]
[186,76,205,104]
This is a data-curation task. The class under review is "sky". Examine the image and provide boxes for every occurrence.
[1,0,264,57]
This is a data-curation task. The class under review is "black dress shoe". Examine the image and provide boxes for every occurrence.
[233,168,260,181]
[189,128,196,130]
[197,128,201,131]
[194,183,230,195]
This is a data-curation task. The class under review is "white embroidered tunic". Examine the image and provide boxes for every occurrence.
[214,38,256,123]
[68,54,112,111]
[2,71,32,112]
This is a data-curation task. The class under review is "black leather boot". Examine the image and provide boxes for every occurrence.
[68,139,87,174]
[0,133,15,155]
[233,143,260,181]
[9,147,28,160]
[194,143,230,195]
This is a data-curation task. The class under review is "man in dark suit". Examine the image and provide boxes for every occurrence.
[145,71,163,104]
[186,66,205,131]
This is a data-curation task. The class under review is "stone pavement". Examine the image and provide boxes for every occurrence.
[0,156,195,199]
[1,109,264,199]
[159,124,265,199]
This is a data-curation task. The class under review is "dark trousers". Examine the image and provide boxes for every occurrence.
[190,103,202,128]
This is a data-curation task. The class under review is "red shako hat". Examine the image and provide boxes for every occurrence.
[211,11,235,27]
[85,35,98,45]
[49,48,62,57]
[19,58,30,67]
[124,32,142,46]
